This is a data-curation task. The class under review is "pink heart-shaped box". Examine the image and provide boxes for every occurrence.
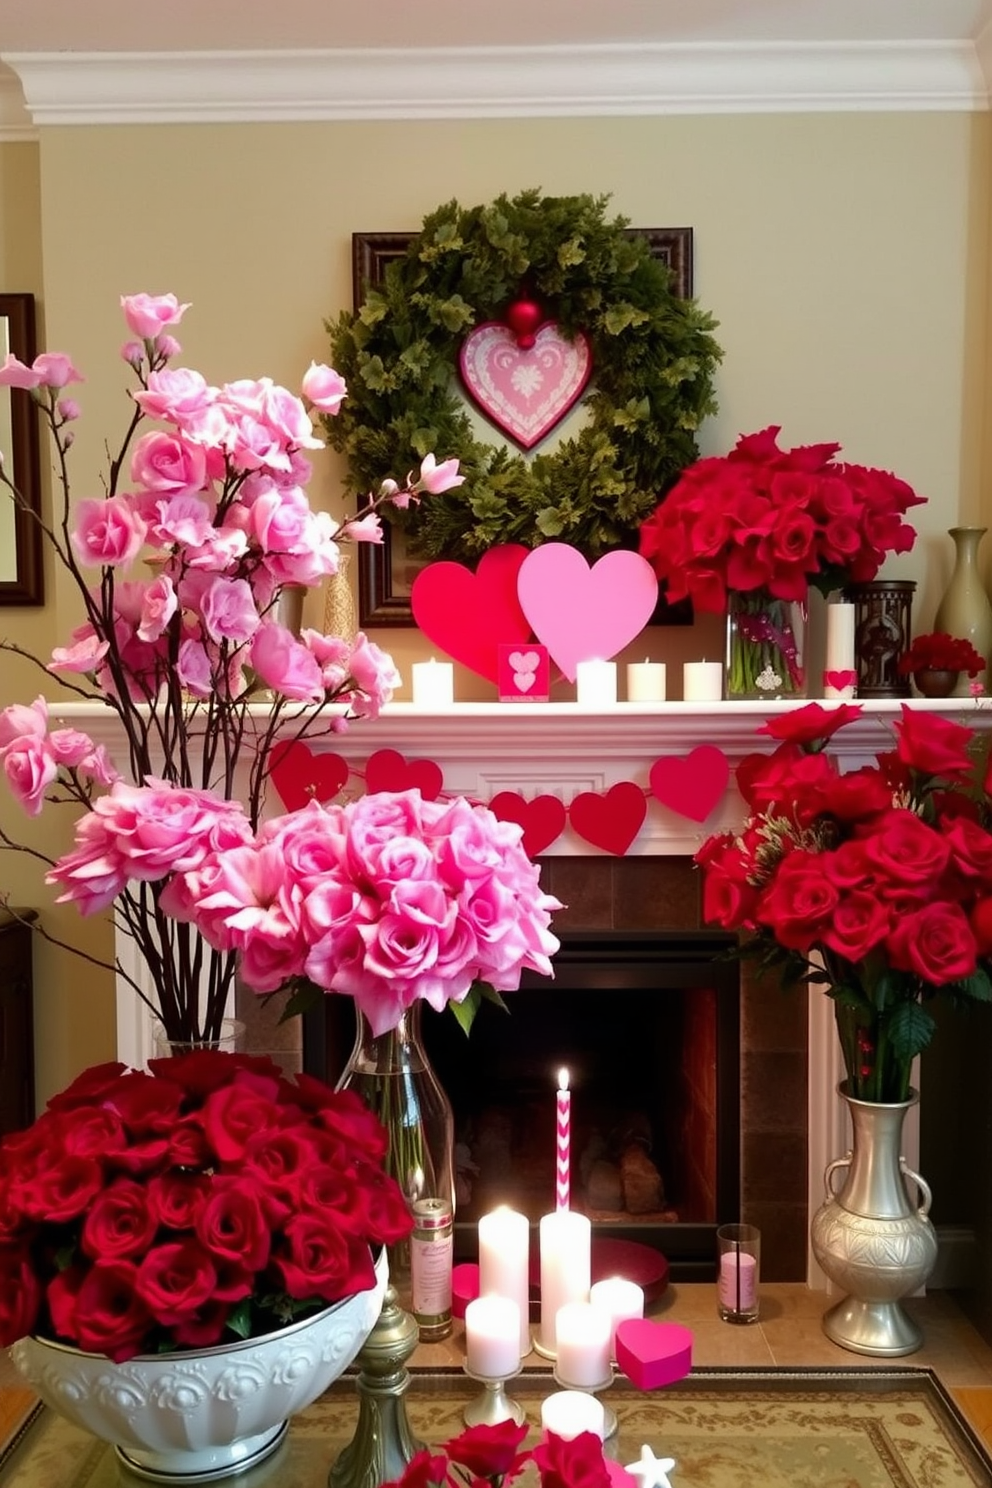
[614,1318,693,1391]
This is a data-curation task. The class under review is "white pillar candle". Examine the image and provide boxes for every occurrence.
[575,659,618,706]
[626,660,666,702]
[555,1300,613,1388]
[824,601,857,699]
[412,657,454,706]
[478,1206,531,1356]
[465,1295,521,1379]
[540,1390,606,1442]
[683,660,723,702]
[589,1277,645,1361]
[539,1210,591,1354]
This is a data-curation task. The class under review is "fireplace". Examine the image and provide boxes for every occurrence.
[93,697,908,1285]
[303,927,741,1280]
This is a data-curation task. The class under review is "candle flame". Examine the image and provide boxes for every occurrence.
[558,1067,569,1092]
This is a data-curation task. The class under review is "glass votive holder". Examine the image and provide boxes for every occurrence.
[716,1223,760,1324]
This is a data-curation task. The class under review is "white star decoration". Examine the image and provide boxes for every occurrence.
[625,1445,677,1488]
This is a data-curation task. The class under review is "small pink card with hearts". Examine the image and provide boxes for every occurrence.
[498,644,550,702]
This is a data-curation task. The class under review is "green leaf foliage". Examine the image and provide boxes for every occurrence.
[326,189,723,560]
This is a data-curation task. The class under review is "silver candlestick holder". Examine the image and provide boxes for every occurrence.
[463,1365,525,1427]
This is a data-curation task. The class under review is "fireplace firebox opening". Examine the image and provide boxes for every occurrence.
[303,929,740,1281]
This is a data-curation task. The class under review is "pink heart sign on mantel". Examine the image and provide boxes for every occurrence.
[459,322,592,450]
[649,746,731,824]
[411,545,533,683]
[517,543,659,682]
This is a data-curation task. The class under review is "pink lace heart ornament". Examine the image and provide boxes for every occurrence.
[459,322,592,450]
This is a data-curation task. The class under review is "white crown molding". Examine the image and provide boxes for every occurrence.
[0,65,36,140]
[977,15,992,96]
[1,39,987,126]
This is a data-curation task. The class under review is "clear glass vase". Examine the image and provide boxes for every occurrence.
[725,589,808,700]
[151,1017,246,1058]
[336,1003,454,1335]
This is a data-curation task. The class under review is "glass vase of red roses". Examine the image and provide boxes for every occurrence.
[639,425,924,702]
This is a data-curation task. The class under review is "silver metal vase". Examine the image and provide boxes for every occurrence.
[810,1084,937,1357]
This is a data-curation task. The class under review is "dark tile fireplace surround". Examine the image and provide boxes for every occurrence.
[285,855,809,1283]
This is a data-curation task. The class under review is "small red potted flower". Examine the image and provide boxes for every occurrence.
[897,631,985,697]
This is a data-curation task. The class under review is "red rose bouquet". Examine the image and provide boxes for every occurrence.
[696,702,992,1103]
[897,632,985,678]
[0,1050,413,1361]
[638,426,923,613]
[384,1419,612,1488]
[638,426,924,699]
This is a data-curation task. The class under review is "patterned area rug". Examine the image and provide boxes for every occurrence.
[0,1368,989,1487]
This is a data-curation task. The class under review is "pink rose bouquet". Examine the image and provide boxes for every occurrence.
[0,293,466,1043]
[165,789,561,1038]
[0,1049,413,1360]
[696,702,992,1102]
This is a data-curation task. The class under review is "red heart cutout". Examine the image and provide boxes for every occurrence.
[411,546,532,683]
[648,746,730,824]
[569,783,647,855]
[824,669,858,690]
[365,748,443,801]
[614,1318,693,1391]
[489,792,567,857]
[269,741,349,812]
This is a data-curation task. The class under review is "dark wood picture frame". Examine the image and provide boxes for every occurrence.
[0,294,43,606]
[351,229,693,628]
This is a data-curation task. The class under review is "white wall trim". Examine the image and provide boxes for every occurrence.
[0,67,35,141]
[1,39,987,127]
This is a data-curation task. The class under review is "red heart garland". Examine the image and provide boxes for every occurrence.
[648,746,730,824]
[364,748,444,801]
[410,545,532,683]
[824,669,858,690]
[569,783,647,855]
[489,792,567,857]
[269,741,349,812]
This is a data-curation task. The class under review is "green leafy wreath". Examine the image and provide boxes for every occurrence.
[325,189,723,561]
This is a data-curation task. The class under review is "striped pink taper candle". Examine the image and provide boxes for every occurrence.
[556,1067,571,1212]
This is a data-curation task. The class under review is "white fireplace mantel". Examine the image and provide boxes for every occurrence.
[52,694,991,1287]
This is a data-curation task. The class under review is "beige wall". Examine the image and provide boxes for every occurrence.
[0,108,990,1100]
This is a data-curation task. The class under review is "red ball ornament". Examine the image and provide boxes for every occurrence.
[506,298,543,349]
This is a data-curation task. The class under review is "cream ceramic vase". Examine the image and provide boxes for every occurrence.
[933,526,992,696]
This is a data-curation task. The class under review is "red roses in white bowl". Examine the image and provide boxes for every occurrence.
[0,1049,412,1360]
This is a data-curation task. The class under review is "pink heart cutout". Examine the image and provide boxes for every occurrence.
[489,792,567,857]
[459,321,592,450]
[824,669,858,690]
[649,746,730,824]
[615,1318,693,1391]
[517,545,658,682]
[411,546,532,683]
[569,783,647,855]
[364,749,443,801]
[269,741,349,812]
